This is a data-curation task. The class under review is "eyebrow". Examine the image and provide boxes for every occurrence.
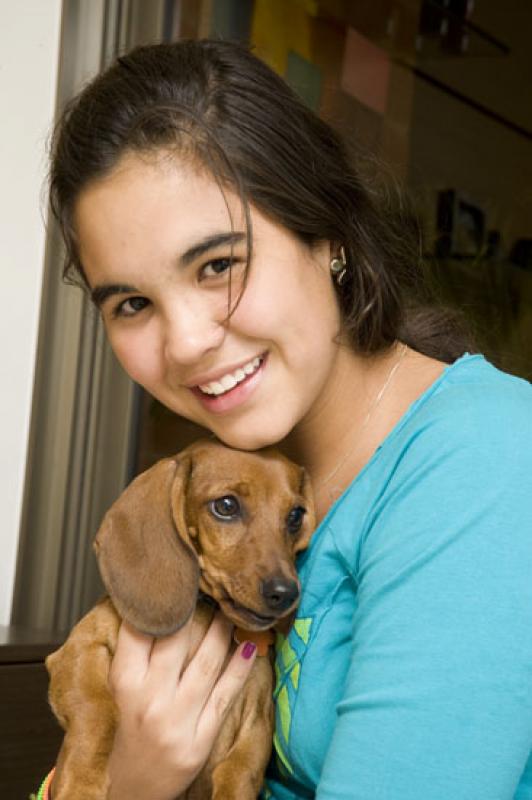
[90,231,246,308]
[91,283,138,308]
[180,231,246,266]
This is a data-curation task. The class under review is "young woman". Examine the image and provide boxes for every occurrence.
[42,39,532,799]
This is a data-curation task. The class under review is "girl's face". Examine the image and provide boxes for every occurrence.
[75,152,344,450]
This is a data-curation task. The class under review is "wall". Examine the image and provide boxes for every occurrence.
[0,0,63,624]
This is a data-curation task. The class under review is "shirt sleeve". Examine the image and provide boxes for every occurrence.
[317,385,532,800]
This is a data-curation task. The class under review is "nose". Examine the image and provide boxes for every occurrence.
[260,576,300,612]
[163,297,225,366]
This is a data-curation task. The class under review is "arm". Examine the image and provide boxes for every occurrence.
[318,396,532,799]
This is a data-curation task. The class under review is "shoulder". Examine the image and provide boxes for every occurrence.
[429,353,531,413]
[398,354,532,464]
[327,355,532,560]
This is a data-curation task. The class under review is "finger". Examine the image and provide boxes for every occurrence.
[197,639,257,740]
[145,613,195,691]
[176,612,234,714]
[110,620,154,690]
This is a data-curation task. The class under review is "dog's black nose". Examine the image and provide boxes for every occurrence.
[260,577,299,612]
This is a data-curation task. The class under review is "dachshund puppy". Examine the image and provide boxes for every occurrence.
[46,440,315,799]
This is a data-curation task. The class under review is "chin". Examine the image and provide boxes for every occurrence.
[212,421,289,453]
[216,432,279,452]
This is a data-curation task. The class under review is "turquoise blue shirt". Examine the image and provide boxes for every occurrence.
[264,354,532,799]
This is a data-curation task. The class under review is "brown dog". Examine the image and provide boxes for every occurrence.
[46,439,315,799]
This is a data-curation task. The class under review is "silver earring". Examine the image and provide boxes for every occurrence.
[330,246,347,286]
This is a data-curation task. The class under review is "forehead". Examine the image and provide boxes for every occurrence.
[187,445,301,496]
[73,151,247,280]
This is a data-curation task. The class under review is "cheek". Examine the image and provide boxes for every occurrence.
[233,260,340,340]
[106,327,161,386]
[229,278,282,332]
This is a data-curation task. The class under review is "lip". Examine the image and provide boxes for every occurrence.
[185,352,267,389]
[223,599,277,631]
[190,353,268,414]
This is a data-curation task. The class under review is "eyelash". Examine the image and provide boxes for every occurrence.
[112,296,149,319]
[199,257,238,280]
[110,257,243,319]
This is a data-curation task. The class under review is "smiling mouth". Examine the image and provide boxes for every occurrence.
[196,355,265,397]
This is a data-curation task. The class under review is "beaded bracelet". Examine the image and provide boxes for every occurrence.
[36,767,55,800]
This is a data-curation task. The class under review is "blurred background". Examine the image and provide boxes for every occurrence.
[9,0,532,638]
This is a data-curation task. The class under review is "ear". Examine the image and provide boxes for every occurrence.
[94,456,199,637]
[293,467,316,555]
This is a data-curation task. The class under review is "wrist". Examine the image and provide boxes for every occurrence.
[36,768,55,800]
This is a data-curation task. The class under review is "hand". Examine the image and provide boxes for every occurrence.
[107,612,257,800]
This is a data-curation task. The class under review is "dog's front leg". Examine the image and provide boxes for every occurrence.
[209,656,275,800]
[51,691,117,799]
[46,600,120,799]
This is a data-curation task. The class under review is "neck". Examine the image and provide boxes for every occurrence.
[280,341,407,518]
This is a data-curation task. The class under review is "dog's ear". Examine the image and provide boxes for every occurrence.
[293,467,316,555]
[169,451,196,552]
[94,456,199,637]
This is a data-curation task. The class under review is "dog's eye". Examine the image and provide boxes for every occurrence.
[286,505,306,534]
[209,495,241,520]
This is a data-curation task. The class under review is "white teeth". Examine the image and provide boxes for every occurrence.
[220,374,238,391]
[199,356,262,396]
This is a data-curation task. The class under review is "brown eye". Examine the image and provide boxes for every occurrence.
[114,296,150,318]
[201,258,233,278]
[209,495,241,520]
[286,506,306,534]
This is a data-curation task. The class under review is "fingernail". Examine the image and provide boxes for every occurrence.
[241,641,257,660]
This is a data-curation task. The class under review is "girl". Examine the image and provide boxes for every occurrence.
[42,39,532,799]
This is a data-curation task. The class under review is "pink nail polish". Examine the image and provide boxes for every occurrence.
[241,641,257,660]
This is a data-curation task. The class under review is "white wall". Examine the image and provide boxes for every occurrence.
[0,0,63,624]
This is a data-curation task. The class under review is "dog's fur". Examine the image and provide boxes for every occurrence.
[46,440,315,799]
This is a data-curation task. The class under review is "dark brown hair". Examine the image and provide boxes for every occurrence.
[49,38,474,362]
